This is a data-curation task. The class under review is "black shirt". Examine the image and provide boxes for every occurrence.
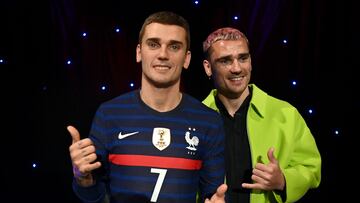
[215,92,252,203]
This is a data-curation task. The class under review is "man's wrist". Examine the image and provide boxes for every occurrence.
[73,166,94,187]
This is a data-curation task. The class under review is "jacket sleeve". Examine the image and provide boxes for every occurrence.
[274,110,321,202]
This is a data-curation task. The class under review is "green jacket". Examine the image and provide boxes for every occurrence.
[203,84,321,203]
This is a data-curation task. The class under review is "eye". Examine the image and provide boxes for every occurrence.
[218,59,232,66]
[169,44,181,51]
[147,41,160,49]
[238,54,250,62]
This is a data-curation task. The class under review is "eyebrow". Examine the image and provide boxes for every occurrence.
[215,53,250,61]
[146,38,184,46]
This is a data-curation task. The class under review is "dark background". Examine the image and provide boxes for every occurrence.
[1,0,357,202]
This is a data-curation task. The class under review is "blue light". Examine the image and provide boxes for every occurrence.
[194,0,199,5]
[308,109,313,114]
[283,39,287,44]
[82,32,87,37]
[233,16,239,20]
[0,59,3,63]
[67,60,71,65]
[292,80,297,86]
[115,28,120,33]
[130,82,134,87]
[334,129,340,136]
[32,163,37,168]
[101,85,107,91]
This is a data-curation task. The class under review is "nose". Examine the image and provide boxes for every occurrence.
[158,46,169,60]
[229,59,242,73]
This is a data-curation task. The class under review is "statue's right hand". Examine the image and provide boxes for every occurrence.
[67,125,101,180]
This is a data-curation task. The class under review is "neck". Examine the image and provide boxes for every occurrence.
[140,82,182,112]
[218,87,250,117]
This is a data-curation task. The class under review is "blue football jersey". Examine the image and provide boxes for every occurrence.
[73,90,225,203]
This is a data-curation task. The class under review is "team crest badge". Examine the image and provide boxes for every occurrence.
[185,127,199,151]
[152,127,171,151]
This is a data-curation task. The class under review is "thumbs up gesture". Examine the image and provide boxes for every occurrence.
[241,147,285,191]
[67,125,101,186]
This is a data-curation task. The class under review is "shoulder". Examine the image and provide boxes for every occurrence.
[251,84,301,117]
[181,93,222,121]
[102,90,137,106]
[95,90,139,114]
[252,84,292,106]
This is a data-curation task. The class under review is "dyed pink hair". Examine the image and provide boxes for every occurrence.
[203,27,249,55]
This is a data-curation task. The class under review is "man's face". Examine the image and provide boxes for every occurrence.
[204,39,252,99]
[136,23,191,88]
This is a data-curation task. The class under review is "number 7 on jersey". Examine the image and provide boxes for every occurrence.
[150,168,167,202]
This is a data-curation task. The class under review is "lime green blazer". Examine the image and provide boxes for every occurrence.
[203,84,321,203]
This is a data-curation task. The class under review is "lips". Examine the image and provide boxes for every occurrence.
[153,64,172,71]
[229,76,244,81]
[154,65,170,69]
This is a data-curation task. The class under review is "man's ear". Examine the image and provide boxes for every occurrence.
[183,50,191,70]
[203,60,212,77]
[136,44,141,62]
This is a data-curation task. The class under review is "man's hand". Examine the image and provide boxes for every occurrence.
[242,147,285,191]
[205,184,227,203]
[67,125,101,186]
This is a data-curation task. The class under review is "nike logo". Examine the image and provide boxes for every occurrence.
[118,131,139,139]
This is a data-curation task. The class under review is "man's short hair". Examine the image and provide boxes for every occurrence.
[203,27,249,58]
[139,11,191,51]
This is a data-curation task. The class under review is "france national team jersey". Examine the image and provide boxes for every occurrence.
[73,90,225,203]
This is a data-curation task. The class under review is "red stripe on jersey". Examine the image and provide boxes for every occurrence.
[109,154,202,170]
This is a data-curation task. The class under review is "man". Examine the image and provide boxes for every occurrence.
[202,27,321,202]
[67,11,226,203]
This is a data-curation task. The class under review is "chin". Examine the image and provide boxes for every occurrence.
[152,80,178,88]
